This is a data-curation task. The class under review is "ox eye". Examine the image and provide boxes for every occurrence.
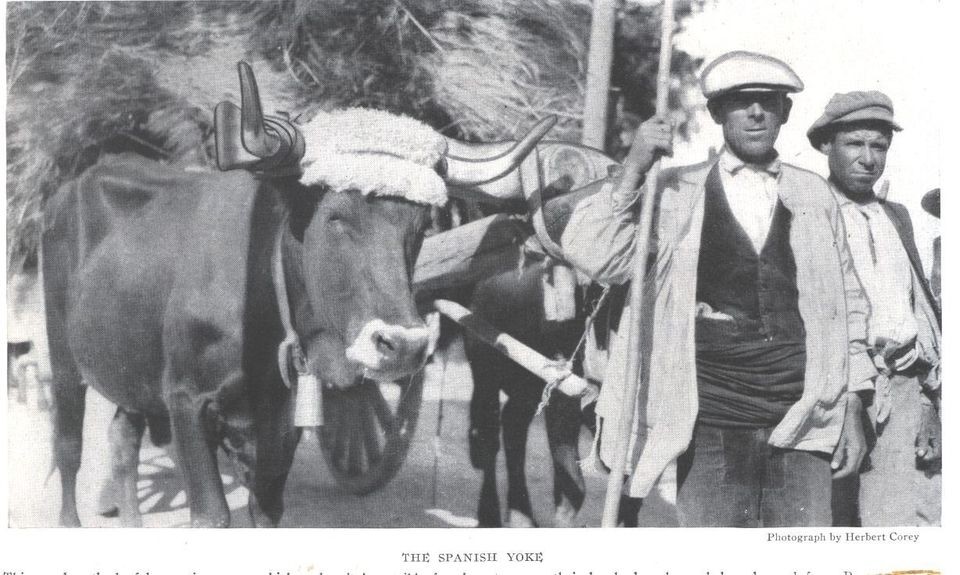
[327,213,355,235]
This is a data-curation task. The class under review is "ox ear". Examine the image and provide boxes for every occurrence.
[214,61,305,176]
[277,184,318,243]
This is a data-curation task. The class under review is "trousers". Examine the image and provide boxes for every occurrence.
[858,374,941,526]
[673,424,833,527]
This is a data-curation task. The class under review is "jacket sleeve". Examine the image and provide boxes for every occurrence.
[829,197,878,391]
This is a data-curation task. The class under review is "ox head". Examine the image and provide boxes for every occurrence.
[215,62,553,386]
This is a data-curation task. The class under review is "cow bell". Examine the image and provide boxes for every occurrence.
[215,61,305,176]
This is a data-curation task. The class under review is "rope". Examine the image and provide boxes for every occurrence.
[535,284,612,415]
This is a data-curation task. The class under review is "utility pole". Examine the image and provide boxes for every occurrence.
[581,0,618,149]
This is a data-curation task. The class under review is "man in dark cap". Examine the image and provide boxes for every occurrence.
[552,51,875,527]
[809,91,941,526]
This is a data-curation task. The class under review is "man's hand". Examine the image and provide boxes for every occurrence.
[832,392,867,478]
[873,336,902,362]
[624,117,673,178]
[916,393,941,469]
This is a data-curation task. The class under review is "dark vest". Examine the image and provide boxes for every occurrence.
[695,166,806,428]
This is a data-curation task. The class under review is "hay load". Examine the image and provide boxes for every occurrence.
[6,0,701,274]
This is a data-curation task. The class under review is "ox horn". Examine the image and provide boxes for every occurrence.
[214,61,304,174]
[442,116,557,187]
[239,61,281,159]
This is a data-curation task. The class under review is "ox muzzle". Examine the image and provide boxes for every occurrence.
[345,313,440,382]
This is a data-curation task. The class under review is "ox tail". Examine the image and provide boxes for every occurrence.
[146,413,172,447]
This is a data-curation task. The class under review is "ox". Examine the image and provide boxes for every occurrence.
[42,62,553,527]
[467,263,640,527]
[466,259,593,527]
[441,140,640,527]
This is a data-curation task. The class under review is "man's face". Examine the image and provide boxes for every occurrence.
[821,125,891,197]
[710,91,791,163]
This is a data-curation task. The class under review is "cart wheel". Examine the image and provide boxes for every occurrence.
[319,371,424,495]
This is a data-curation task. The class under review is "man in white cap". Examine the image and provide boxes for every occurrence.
[809,91,941,526]
[548,51,875,526]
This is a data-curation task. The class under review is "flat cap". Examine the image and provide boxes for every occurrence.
[807,90,902,148]
[700,51,804,100]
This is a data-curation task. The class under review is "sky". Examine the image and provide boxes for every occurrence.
[664,0,944,266]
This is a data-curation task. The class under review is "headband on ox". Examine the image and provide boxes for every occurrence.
[299,109,449,207]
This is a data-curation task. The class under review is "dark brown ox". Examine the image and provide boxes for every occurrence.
[42,62,552,527]
[442,140,637,526]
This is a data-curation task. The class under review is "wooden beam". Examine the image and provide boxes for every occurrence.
[412,214,529,292]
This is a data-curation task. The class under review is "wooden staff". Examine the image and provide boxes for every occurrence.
[600,0,676,528]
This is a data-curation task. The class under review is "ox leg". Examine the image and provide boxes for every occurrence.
[52,376,86,527]
[104,407,147,527]
[248,386,300,527]
[468,347,503,527]
[168,389,230,527]
[502,391,538,528]
[545,394,586,527]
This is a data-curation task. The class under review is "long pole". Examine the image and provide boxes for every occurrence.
[581,0,618,149]
[600,0,676,528]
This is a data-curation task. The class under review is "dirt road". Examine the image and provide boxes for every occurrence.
[7,344,606,528]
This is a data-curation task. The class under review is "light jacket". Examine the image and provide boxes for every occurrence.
[557,157,877,499]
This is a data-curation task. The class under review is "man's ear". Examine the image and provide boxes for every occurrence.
[818,139,832,156]
[781,96,793,124]
[706,99,724,125]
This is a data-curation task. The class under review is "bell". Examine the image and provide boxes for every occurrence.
[294,372,323,427]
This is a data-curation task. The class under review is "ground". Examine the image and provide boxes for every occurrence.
[6,340,606,528]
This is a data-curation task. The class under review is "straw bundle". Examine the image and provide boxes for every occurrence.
[6,0,701,274]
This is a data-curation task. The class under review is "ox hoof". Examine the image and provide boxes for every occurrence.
[98,505,119,518]
[59,511,82,528]
[553,503,578,528]
[97,477,120,517]
[506,510,536,528]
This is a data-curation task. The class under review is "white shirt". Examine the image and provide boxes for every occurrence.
[834,189,918,347]
[717,148,782,253]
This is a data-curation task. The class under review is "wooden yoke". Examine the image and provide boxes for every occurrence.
[517,142,620,264]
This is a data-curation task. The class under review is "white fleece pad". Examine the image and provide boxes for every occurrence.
[299,108,449,206]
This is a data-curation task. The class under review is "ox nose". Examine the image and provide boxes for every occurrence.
[345,315,439,381]
[373,329,401,360]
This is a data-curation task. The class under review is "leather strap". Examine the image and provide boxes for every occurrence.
[273,225,324,427]
[273,223,304,389]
